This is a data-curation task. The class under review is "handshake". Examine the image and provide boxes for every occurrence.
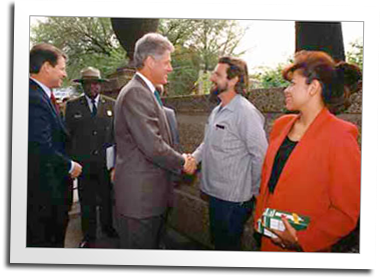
[182,153,197,175]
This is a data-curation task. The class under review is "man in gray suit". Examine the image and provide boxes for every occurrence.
[114,33,193,249]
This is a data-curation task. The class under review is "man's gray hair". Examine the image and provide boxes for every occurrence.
[133,33,174,69]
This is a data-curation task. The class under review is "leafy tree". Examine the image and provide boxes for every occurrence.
[159,19,246,95]
[346,39,363,70]
[250,56,293,89]
[252,37,363,90]
[31,17,246,96]
[251,64,289,89]
[30,16,126,87]
[167,45,202,96]
[188,19,247,71]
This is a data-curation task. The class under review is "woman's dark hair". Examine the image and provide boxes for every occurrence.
[218,56,249,97]
[282,50,362,114]
[30,43,67,74]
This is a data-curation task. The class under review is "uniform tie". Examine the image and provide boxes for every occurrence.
[50,92,60,115]
[154,90,163,107]
[91,98,97,117]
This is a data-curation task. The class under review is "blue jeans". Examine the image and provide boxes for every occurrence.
[209,195,255,251]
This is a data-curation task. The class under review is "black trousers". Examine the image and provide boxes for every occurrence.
[78,164,113,241]
[27,174,71,248]
[27,203,69,247]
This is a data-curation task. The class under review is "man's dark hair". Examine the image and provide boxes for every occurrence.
[30,43,67,74]
[218,56,249,96]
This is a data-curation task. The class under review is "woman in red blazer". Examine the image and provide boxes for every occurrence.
[254,51,362,252]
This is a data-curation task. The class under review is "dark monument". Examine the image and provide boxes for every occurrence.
[111,18,160,66]
[295,21,346,62]
[104,18,159,98]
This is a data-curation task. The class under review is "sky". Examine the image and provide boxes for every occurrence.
[30,17,363,74]
[235,20,363,72]
[7,0,380,273]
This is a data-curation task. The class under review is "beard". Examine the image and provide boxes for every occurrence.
[210,82,228,96]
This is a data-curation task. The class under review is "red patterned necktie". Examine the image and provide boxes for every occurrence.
[50,92,60,115]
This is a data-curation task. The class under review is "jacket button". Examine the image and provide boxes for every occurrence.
[93,131,97,135]
[93,150,99,155]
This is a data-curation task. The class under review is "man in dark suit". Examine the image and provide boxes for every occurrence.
[28,43,82,247]
[114,33,193,249]
[65,67,118,248]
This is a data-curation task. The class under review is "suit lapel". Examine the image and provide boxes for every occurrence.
[262,116,298,192]
[78,95,92,117]
[30,79,68,135]
[98,95,107,117]
[267,108,331,193]
[134,75,174,146]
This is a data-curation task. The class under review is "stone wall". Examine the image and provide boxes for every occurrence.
[162,87,362,251]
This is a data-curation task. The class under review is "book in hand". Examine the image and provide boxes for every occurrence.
[257,208,310,238]
[106,145,115,171]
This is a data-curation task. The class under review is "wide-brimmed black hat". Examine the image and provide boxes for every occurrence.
[73,67,109,83]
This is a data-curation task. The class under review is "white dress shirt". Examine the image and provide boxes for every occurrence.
[85,94,100,113]
[136,72,156,94]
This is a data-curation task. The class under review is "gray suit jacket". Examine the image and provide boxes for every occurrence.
[114,75,184,218]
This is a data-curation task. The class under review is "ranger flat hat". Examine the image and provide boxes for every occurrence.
[73,66,109,83]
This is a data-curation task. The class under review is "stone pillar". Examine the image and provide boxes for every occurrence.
[102,67,136,99]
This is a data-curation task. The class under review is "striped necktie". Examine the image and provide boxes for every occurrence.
[154,90,163,107]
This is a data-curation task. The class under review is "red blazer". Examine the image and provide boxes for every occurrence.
[254,108,361,252]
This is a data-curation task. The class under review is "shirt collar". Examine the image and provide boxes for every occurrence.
[84,94,100,108]
[220,94,240,112]
[30,77,51,98]
[85,94,100,104]
[136,72,156,94]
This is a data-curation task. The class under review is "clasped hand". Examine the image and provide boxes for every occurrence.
[70,161,82,179]
[264,215,302,251]
[182,153,197,175]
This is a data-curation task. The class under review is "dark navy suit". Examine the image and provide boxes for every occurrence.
[27,78,72,247]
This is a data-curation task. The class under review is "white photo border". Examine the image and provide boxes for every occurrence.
[11,0,379,270]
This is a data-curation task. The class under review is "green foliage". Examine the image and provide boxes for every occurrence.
[252,38,363,90]
[166,45,202,96]
[160,19,246,96]
[30,17,126,87]
[346,39,363,70]
[192,71,213,95]
[251,65,289,89]
[31,17,246,96]
[250,57,293,89]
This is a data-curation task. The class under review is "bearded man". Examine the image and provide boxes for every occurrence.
[188,57,268,250]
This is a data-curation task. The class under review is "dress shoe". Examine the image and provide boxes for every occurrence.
[78,239,92,248]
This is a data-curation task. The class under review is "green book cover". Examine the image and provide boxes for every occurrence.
[257,208,310,237]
